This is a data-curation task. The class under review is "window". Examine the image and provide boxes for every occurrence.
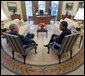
[38,1,45,14]
[51,1,59,18]
[25,1,33,19]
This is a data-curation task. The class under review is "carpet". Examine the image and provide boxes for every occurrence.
[1,22,84,75]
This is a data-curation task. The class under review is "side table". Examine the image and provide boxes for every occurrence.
[37,26,48,38]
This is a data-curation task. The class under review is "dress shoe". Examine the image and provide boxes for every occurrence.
[35,44,38,46]
[31,43,37,46]
[44,44,49,47]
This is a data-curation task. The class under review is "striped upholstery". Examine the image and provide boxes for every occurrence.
[5,34,16,52]
[4,33,25,55]
[59,33,79,55]
[4,33,36,56]
[4,33,37,64]
[49,33,79,55]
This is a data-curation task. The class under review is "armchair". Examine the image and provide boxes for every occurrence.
[48,33,79,64]
[4,33,37,64]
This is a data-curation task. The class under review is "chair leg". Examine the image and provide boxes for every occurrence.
[58,55,61,64]
[70,50,73,59]
[48,47,50,54]
[12,51,14,59]
[23,55,26,64]
[79,36,83,48]
[1,44,4,51]
[35,47,37,54]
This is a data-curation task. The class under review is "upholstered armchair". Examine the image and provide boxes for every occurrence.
[4,33,37,64]
[47,33,79,64]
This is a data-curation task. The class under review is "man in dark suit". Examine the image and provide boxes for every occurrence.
[44,21,71,50]
[8,24,38,46]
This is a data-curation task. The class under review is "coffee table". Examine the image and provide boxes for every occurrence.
[37,26,48,38]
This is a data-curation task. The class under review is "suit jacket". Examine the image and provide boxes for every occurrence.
[54,29,71,50]
[55,29,71,44]
[8,31,33,45]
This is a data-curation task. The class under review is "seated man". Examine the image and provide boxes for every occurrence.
[44,21,71,50]
[8,24,38,46]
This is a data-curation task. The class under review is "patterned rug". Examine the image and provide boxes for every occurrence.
[1,22,84,75]
[1,47,84,75]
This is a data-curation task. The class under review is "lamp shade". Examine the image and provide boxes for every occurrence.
[1,9,8,21]
[74,8,84,20]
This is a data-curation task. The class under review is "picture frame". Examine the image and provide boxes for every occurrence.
[65,3,73,10]
[7,2,17,11]
[78,2,84,8]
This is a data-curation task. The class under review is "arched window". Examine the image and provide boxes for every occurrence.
[51,1,59,18]
[25,1,33,19]
[38,1,45,14]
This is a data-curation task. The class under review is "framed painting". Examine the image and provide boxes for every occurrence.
[7,2,17,11]
[78,2,84,8]
[65,3,73,10]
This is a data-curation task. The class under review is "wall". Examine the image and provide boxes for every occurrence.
[62,1,84,16]
[1,1,83,22]
[1,1,23,22]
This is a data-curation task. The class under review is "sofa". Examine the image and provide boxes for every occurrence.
[4,19,30,35]
[53,18,84,38]
[59,18,78,30]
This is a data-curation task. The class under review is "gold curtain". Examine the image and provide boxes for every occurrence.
[21,1,27,21]
[57,1,63,21]
[32,1,38,12]
[46,1,50,13]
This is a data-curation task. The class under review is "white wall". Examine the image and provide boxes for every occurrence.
[62,1,84,16]
[1,1,84,22]
[1,1,23,22]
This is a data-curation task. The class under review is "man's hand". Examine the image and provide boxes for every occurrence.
[53,37,57,40]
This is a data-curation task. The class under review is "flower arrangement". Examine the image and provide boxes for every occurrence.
[39,23,46,27]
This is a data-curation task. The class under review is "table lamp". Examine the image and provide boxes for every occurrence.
[1,9,8,26]
[74,8,84,31]
[1,9,8,36]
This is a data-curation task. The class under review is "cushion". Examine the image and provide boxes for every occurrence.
[4,19,29,35]
[4,19,20,28]
[59,18,78,30]
[18,19,24,26]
